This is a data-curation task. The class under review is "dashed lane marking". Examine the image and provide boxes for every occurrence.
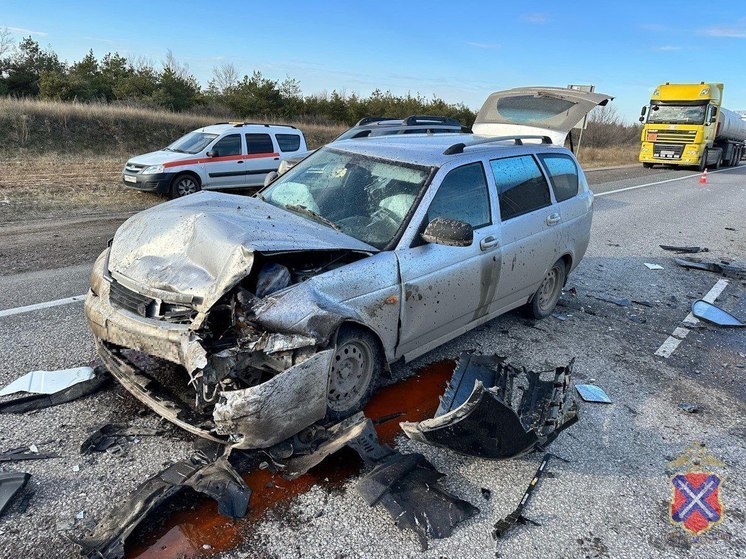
[0,294,86,319]
[654,278,729,358]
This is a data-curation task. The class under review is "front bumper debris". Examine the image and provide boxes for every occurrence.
[96,340,331,449]
[400,353,578,459]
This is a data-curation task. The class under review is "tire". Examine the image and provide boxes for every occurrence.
[527,259,567,319]
[714,153,722,169]
[170,173,201,198]
[699,149,708,172]
[326,324,383,421]
[642,162,654,169]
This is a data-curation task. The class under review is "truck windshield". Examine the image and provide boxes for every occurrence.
[167,132,219,154]
[647,104,706,125]
[262,147,432,249]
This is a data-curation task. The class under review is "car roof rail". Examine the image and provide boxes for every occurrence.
[403,115,461,127]
[443,135,553,155]
[355,116,396,126]
[231,122,298,129]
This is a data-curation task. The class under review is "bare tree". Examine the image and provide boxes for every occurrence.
[0,27,15,58]
[211,62,238,93]
[162,49,190,79]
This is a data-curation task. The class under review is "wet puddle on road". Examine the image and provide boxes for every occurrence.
[126,359,456,559]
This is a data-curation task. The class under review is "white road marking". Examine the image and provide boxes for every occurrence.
[654,278,729,358]
[0,294,86,318]
[595,166,744,198]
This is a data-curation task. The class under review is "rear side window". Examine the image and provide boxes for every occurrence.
[212,134,242,157]
[426,162,491,228]
[490,155,551,221]
[245,133,275,154]
[539,154,579,202]
[276,133,301,152]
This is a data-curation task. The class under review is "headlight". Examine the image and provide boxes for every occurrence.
[142,164,165,175]
[90,248,110,296]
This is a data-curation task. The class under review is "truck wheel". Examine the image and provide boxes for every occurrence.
[642,162,654,169]
[170,174,201,198]
[326,324,383,421]
[526,259,567,319]
[699,149,708,172]
[714,154,722,169]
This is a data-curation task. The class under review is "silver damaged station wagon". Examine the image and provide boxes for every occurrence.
[86,94,604,450]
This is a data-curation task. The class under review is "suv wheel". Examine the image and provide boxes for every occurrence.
[170,174,201,198]
[527,259,567,319]
[326,325,383,421]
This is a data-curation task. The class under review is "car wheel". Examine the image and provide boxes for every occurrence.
[170,174,201,198]
[326,325,383,421]
[642,162,653,169]
[528,259,567,319]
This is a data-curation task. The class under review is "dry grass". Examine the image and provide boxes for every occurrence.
[0,154,159,222]
[577,145,639,168]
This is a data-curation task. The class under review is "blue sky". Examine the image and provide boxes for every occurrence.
[3,0,746,121]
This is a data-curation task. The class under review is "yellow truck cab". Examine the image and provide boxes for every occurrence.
[639,82,746,170]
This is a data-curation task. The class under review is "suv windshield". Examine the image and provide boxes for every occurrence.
[262,148,432,249]
[167,132,219,154]
[647,104,706,125]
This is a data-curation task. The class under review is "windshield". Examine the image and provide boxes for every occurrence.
[647,104,706,125]
[167,132,219,154]
[262,148,432,249]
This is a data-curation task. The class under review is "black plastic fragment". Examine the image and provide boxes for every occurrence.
[401,354,578,459]
[74,454,250,559]
[674,257,746,280]
[0,367,111,414]
[492,453,550,540]
[660,245,708,254]
[0,472,31,516]
[357,452,479,550]
[80,424,163,455]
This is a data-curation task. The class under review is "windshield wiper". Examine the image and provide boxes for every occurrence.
[285,204,340,231]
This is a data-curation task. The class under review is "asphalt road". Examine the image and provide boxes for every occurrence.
[0,164,744,559]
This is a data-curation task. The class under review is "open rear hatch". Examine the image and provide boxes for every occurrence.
[472,87,613,145]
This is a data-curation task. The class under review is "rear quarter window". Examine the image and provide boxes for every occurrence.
[276,133,301,152]
[490,155,551,221]
[538,154,579,202]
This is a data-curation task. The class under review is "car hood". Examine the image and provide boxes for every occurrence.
[128,150,197,166]
[472,87,613,145]
[107,192,376,313]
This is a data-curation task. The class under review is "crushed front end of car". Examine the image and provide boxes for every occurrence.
[85,193,378,449]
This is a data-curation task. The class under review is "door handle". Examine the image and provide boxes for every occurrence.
[546,213,561,226]
[480,236,499,251]
[237,160,244,164]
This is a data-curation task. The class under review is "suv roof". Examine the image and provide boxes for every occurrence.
[334,115,466,142]
[332,133,570,167]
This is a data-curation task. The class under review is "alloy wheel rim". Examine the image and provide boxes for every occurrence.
[177,178,198,196]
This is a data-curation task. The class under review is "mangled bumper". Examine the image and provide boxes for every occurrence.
[96,340,331,449]
[400,353,578,459]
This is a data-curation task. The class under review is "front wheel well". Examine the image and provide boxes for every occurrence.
[171,171,201,188]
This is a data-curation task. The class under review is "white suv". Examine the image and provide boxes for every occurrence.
[122,123,310,197]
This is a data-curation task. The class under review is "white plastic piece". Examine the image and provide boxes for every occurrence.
[644,263,664,270]
[0,367,95,396]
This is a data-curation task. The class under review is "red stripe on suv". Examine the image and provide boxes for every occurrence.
[163,153,279,169]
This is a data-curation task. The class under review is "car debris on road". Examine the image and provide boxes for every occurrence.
[0,367,111,414]
[575,384,613,403]
[674,257,746,279]
[0,366,96,397]
[0,472,31,517]
[492,453,551,540]
[691,299,745,327]
[643,262,664,270]
[659,245,708,254]
[79,424,163,455]
[400,353,578,459]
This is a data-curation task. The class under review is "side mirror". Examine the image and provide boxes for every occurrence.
[264,171,279,187]
[639,116,645,122]
[640,105,647,116]
[206,149,218,158]
[421,217,473,247]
